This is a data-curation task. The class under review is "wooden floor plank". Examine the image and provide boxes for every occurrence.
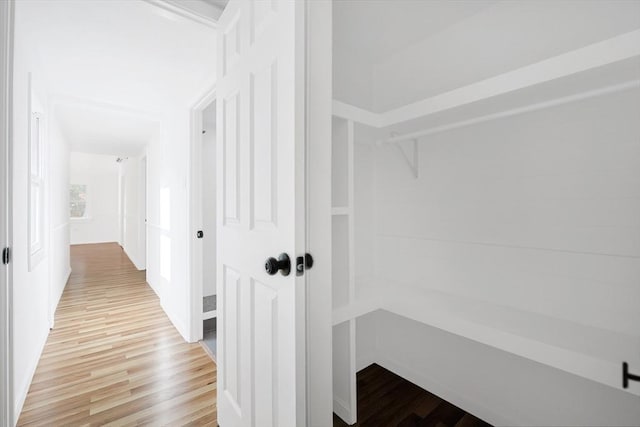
[17,243,217,426]
[334,364,492,427]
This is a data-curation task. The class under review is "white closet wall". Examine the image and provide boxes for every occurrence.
[374,89,639,334]
[331,1,640,426]
[361,89,640,425]
[353,138,376,301]
[363,310,640,426]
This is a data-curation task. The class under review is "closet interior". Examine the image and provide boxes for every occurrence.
[330,1,640,426]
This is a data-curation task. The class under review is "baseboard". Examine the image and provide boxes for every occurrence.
[14,327,49,422]
[333,396,356,425]
[15,263,71,420]
[70,240,120,246]
[122,246,144,271]
[199,341,217,363]
[161,299,190,343]
[375,356,516,427]
[147,278,160,297]
[49,267,72,329]
[356,354,376,373]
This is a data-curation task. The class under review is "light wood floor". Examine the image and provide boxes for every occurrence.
[17,243,217,426]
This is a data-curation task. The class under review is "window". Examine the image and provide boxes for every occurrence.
[28,111,45,270]
[70,184,88,219]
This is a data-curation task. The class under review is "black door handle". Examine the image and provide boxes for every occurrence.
[296,253,314,275]
[265,253,291,276]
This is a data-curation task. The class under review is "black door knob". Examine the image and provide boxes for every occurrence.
[265,253,291,276]
[305,253,314,269]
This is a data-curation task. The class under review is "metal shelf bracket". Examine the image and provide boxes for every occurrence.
[393,135,419,179]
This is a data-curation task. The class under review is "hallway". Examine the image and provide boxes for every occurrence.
[17,243,217,426]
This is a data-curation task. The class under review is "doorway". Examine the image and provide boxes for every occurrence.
[200,101,217,358]
[189,90,217,358]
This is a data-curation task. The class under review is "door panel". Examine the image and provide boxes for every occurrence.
[250,59,277,229]
[216,0,305,425]
[250,0,276,44]
[221,264,242,415]
[222,12,241,77]
[223,92,240,225]
[251,278,278,426]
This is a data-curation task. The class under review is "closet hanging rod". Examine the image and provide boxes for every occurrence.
[378,79,640,145]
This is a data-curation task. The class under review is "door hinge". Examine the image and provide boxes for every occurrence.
[2,247,10,265]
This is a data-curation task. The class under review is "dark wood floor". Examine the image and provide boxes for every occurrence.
[333,364,492,427]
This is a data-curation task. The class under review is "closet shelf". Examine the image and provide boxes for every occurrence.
[333,285,639,397]
[332,298,379,326]
[333,29,640,130]
[203,295,217,320]
[203,310,217,320]
[377,80,639,145]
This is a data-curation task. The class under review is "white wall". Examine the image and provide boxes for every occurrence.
[11,21,51,422]
[69,152,119,245]
[48,112,70,326]
[333,48,373,111]
[146,108,191,341]
[358,310,640,427]
[353,125,377,300]
[119,155,146,270]
[11,3,70,417]
[373,89,640,334]
[351,88,640,425]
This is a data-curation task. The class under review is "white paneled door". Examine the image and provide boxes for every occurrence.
[216,0,307,426]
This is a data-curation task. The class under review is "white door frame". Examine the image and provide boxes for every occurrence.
[119,172,125,247]
[187,87,216,343]
[304,0,332,424]
[139,155,147,270]
[0,0,14,425]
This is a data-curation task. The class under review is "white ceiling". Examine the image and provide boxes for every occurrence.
[333,0,496,64]
[55,103,158,157]
[332,0,496,108]
[17,0,217,155]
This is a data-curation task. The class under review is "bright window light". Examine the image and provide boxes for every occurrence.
[70,184,88,218]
